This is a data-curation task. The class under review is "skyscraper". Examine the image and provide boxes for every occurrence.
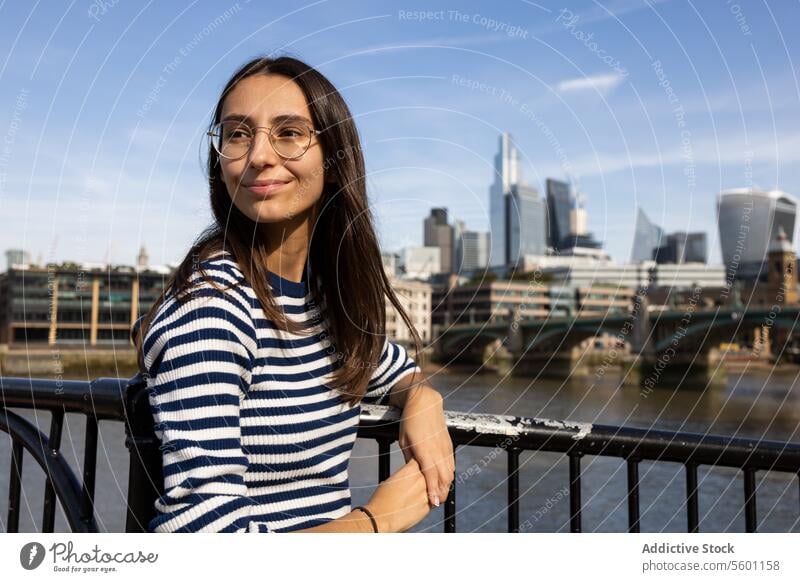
[631,207,665,262]
[455,229,490,272]
[653,232,707,264]
[683,232,707,263]
[423,207,454,274]
[546,178,571,251]
[507,183,548,264]
[546,180,603,252]
[489,133,520,267]
[717,188,797,280]
[570,190,588,237]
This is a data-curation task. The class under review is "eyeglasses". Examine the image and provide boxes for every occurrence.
[207,119,323,161]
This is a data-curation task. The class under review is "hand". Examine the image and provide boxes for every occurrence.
[364,458,430,532]
[398,386,455,508]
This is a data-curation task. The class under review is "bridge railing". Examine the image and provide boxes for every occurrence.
[1,374,799,533]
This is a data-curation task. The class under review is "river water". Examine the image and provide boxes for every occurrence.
[2,365,799,533]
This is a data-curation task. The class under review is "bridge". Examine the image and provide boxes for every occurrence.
[435,299,800,380]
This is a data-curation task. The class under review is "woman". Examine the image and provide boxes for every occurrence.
[131,55,454,533]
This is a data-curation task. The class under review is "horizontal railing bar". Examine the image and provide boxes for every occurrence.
[0,377,128,420]
[4,375,800,474]
[2,375,799,534]
[359,406,800,474]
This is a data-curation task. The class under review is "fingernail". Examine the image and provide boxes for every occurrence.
[433,495,440,507]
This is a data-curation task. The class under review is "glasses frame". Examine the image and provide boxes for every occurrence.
[207,120,323,161]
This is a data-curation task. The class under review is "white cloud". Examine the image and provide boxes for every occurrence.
[556,73,625,95]
[522,130,800,180]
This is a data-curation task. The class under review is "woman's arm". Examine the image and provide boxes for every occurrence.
[143,276,273,533]
[366,348,454,509]
[290,510,375,533]
[359,337,439,410]
[385,366,436,409]
[292,458,431,533]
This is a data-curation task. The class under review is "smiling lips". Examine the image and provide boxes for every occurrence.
[244,179,291,196]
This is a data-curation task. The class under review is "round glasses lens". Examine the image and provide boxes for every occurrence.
[213,121,252,159]
[211,121,315,159]
[271,122,313,159]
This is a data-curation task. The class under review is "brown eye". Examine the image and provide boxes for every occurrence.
[274,125,308,139]
[225,124,252,140]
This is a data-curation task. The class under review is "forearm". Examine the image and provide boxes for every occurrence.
[290,509,375,533]
[387,370,439,410]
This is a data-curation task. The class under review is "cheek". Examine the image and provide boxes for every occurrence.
[220,163,238,187]
[292,159,327,201]
[220,164,246,200]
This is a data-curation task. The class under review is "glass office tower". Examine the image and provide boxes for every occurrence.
[717,188,797,280]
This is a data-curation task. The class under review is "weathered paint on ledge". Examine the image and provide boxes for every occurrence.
[361,404,593,440]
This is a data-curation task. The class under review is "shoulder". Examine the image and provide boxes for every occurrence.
[195,249,248,286]
[142,251,257,371]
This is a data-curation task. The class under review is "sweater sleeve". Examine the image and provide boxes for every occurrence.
[142,278,271,533]
[360,337,422,406]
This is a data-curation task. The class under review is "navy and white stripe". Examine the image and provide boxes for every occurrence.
[141,251,421,533]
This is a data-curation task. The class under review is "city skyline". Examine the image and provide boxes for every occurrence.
[1,2,798,268]
[3,181,791,272]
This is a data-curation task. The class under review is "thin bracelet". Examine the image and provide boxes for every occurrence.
[353,506,379,533]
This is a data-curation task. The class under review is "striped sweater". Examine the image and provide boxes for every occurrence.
[139,250,421,533]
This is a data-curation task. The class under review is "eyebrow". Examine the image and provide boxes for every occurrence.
[220,113,313,126]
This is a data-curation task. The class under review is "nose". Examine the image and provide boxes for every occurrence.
[247,129,281,168]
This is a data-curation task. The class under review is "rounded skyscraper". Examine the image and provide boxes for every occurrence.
[717,188,797,280]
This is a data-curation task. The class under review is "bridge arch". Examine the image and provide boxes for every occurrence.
[441,328,507,354]
[525,320,631,352]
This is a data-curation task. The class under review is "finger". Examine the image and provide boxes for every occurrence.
[437,462,453,501]
[419,461,441,506]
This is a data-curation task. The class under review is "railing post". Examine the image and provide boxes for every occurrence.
[80,415,99,524]
[686,462,699,532]
[508,447,520,532]
[42,409,65,532]
[444,446,456,533]
[744,468,758,533]
[7,441,23,532]
[377,437,391,483]
[627,457,640,533]
[123,373,163,533]
[569,451,583,533]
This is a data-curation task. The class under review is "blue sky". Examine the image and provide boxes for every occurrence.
[1,0,798,267]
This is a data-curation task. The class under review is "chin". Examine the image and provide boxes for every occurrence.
[230,190,316,223]
[249,203,312,224]
[250,207,291,223]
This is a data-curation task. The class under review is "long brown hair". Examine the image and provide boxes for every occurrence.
[131,55,422,406]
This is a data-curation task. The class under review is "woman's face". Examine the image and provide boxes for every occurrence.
[218,73,328,225]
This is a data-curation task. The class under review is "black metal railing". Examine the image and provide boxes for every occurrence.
[2,374,799,533]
